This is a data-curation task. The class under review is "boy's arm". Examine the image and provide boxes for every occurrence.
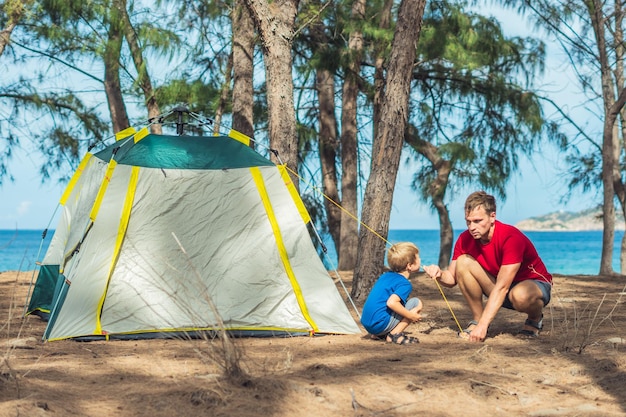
[386,294,421,322]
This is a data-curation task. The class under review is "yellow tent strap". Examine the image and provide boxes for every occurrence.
[115,127,137,141]
[250,167,319,333]
[60,153,93,206]
[90,160,117,222]
[284,165,388,244]
[94,166,140,335]
[133,127,150,143]
[227,129,252,146]
[278,165,311,224]
[283,165,463,333]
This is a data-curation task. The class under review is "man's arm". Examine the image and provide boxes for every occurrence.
[423,260,457,288]
[469,263,520,342]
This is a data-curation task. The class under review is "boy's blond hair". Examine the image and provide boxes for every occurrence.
[387,242,419,272]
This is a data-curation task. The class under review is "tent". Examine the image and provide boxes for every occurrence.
[26,124,360,341]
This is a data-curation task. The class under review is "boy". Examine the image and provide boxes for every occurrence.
[360,242,423,344]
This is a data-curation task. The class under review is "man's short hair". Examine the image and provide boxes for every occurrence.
[465,190,496,215]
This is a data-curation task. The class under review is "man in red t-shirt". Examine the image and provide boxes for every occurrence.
[423,191,552,342]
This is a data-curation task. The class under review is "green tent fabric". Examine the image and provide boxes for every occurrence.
[26,130,360,341]
[95,133,275,169]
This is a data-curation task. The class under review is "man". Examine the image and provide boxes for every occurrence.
[423,191,552,342]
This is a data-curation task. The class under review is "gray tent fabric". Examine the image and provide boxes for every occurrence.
[28,130,360,341]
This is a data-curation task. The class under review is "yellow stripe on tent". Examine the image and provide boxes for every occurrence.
[228,129,251,146]
[250,167,319,333]
[105,325,312,336]
[59,154,93,206]
[115,127,137,141]
[90,160,117,221]
[94,166,140,335]
[45,325,315,341]
[133,127,150,143]
[278,165,311,224]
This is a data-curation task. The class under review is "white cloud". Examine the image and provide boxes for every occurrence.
[16,201,32,217]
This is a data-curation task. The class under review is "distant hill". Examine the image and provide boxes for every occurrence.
[515,207,626,231]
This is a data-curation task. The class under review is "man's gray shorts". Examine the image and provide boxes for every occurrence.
[502,279,552,310]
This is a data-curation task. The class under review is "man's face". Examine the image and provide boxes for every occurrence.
[465,205,495,242]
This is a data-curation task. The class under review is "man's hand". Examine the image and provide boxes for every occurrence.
[423,264,457,288]
[458,321,488,342]
[422,265,441,280]
[467,323,488,342]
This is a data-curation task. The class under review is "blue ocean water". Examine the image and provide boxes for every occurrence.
[321,229,625,276]
[1,229,624,275]
[0,229,52,272]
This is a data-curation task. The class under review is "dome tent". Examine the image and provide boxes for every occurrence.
[25,116,360,341]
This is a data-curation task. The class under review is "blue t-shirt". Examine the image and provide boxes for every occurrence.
[360,271,413,335]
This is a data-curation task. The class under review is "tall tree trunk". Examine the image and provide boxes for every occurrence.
[308,0,341,256]
[104,7,130,133]
[405,127,453,266]
[372,0,394,134]
[587,0,621,275]
[338,0,366,270]
[613,0,626,274]
[316,68,341,250]
[232,0,255,141]
[600,118,619,275]
[243,0,299,187]
[214,53,234,134]
[602,88,626,273]
[114,0,162,133]
[352,0,426,300]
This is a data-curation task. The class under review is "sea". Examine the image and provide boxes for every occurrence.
[1,229,624,275]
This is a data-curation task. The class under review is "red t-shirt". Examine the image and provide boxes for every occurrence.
[452,220,552,284]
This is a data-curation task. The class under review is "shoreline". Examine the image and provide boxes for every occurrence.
[2,269,621,278]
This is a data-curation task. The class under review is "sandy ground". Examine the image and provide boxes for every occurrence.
[1,269,625,417]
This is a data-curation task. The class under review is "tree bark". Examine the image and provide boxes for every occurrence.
[613,0,626,275]
[337,0,366,270]
[114,0,162,133]
[214,53,233,134]
[103,6,130,133]
[372,0,394,134]
[405,127,454,266]
[307,6,341,252]
[352,0,427,300]
[600,88,626,274]
[243,0,299,186]
[232,0,256,141]
[587,0,622,275]
[316,68,341,250]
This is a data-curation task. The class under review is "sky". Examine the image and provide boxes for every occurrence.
[0,5,601,231]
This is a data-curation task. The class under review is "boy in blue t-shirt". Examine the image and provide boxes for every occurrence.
[360,242,422,344]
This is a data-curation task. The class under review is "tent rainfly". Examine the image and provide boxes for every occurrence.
[25,126,360,341]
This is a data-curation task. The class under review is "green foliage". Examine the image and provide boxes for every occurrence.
[565,151,602,195]
[156,79,221,114]
[406,0,565,201]
[0,0,569,232]
[0,0,189,180]
[0,87,109,181]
